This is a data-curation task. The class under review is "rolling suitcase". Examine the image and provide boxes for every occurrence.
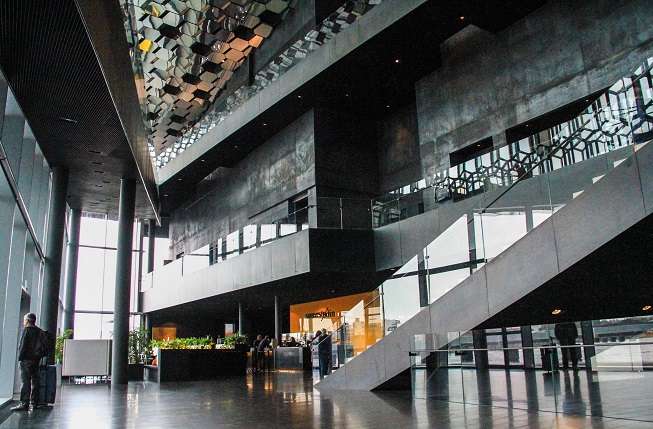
[38,362,56,405]
[540,346,559,372]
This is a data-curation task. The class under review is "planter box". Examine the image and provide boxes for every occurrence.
[128,363,144,381]
[150,349,247,382]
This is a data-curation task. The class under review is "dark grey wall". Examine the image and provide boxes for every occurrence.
[314,107,379,197]
[169,110,316,256]
[377,103,421,193]
[416,0,653,176]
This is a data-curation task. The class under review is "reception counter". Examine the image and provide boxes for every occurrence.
[146,349,247,382]
[274,347,312,370]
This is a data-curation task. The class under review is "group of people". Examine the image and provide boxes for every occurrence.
[312,328,331,378]
[251,335,271,372]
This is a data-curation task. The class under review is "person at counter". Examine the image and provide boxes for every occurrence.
[257,335,270,371]
[252,335,262,372]
[284,337,298,347]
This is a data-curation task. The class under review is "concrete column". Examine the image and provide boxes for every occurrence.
[41,167,69,338]
[274,296,281,345]
[147,219,155,273]
[417,251,428,307]
[472,329,489,370]
[238,303,243,334]
[62,208,81,335]
[111,178,136,385]
[520,326,535,369]
[580,320,596,370]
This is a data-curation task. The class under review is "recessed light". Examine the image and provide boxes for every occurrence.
[643,305,652,311]
[552,309,563,315]
[262,123,267,126]
[163,194,168,197]
[178,178,182,181]
[386,105,390,108]
[297,95,302,99]
[234,145,239,148]
[59,117,78,124]
[525,124,529,127]
[201,159,205,162]
[394,59,400,63]
[460,16,465,20]
[345,94,349,97]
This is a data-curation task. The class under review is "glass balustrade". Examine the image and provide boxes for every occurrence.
[408,317,653,420]
[140,196,370,290]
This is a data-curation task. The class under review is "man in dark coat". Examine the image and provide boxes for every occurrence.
[12,313,41,411]
[555,322,579,370]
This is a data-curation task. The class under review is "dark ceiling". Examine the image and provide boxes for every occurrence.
[0,0,155,218]
[158,0,548,215]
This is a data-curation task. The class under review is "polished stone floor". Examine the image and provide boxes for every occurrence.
[0,370,651,428]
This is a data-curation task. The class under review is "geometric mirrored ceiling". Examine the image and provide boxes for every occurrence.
[122,0,294,158]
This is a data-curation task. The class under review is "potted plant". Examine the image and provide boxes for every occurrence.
[128,327,150,380]
[55,329,72,385]
[223,332,248,352]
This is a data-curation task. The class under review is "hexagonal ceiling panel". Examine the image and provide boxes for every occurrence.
[121,0,294,157]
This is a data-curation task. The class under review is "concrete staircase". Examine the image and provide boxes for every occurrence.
[316,141,653,390]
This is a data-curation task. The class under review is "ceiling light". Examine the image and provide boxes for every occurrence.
[643,305,652,311]
[551,309,563,315]
[386,105,390,108]
[394,59,400,63]
[58,117,78,124]
[178,178,182,181]
[297,95,302,99]
[262,123,267,126]
[163,194,168,197]
[201,159,205,162]
[460,16,465,20]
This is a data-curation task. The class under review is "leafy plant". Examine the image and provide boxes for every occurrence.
[150,335,214,350]
[222,332,248,348]
[129,327,150,364]
[55,329,73,364]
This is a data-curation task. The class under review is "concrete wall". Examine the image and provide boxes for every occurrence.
[377,103,421,193]
[416,0,653,176]
[314,107,379,197]
[169,110,316,256]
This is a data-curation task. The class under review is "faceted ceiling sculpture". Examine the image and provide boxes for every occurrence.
[122,0,294,158]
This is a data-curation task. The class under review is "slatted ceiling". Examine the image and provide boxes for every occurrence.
[0,0,154,218]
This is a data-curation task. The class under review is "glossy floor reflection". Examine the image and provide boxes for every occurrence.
[413,367,653,424]
[0,371,650,428]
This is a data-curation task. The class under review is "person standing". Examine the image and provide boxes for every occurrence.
[555,322,579,370]
[12,313,41,411]
[257,335,270,371]
[252,335,262,372]
[317,329,332,378]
